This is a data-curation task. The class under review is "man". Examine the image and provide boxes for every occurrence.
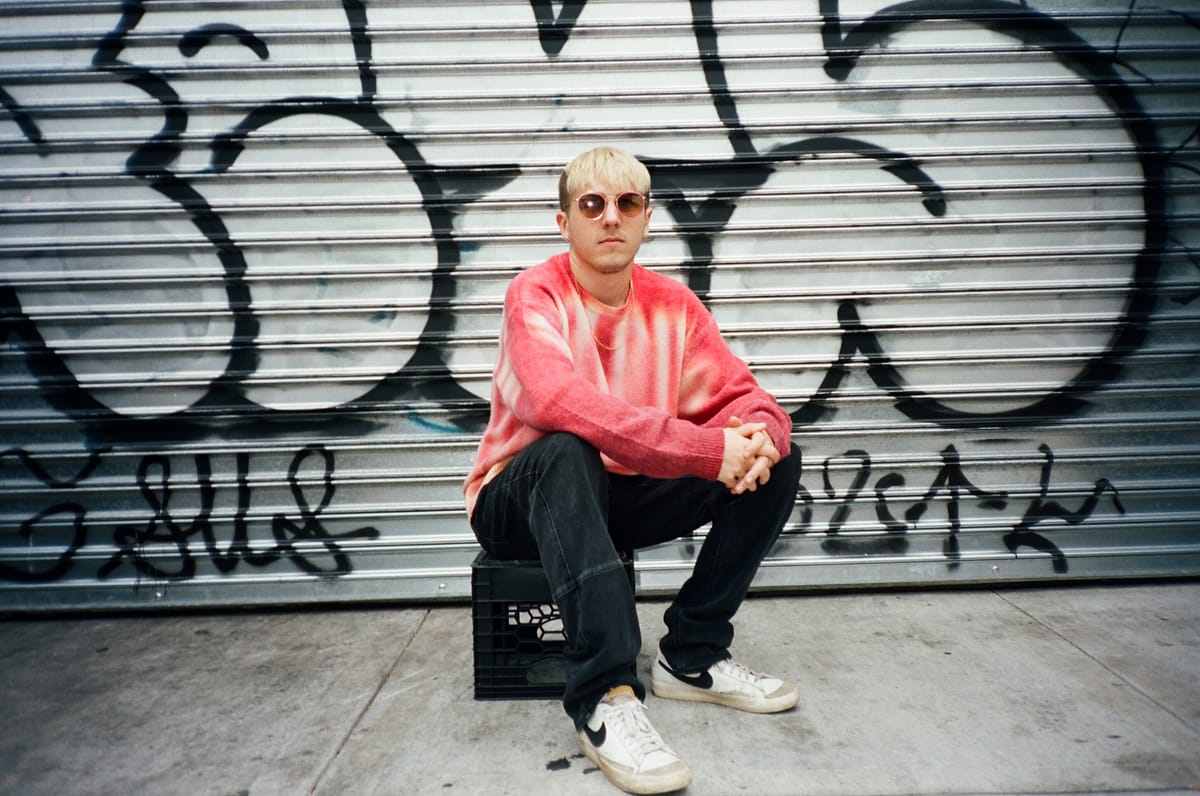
[464,146,801,794]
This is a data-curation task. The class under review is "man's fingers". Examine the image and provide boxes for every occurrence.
[734,455,772,494]
[743,429,780,466]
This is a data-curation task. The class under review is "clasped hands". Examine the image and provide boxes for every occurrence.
[718,416,781,495]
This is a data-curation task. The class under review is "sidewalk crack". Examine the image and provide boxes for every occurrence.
[307,608,431,795]
[991,591,1200,738]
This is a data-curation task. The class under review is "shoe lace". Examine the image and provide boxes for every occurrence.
[715,658,766,685]
[610,700,668,760]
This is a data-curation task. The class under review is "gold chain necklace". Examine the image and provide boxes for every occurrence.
[572,273,632,352]
[591,328,620,351]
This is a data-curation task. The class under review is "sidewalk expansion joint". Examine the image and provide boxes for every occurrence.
[307,608,432,795]
[991,590,1200,739]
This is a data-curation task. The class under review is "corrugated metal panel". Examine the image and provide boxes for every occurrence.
[1,0,1198,610]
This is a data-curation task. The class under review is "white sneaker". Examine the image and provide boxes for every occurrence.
[578,686,692,794]
[652,653,799,714]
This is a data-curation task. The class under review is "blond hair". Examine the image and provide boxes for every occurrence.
[558,146,651,211]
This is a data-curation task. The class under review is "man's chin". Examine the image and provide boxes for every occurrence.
[589,256,635,275]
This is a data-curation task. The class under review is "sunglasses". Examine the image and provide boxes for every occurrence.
[575,192,647,220]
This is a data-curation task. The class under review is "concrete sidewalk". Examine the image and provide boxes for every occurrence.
[2,582,1198,795]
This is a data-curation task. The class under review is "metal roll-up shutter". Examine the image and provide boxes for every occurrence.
[1,1,1197,611]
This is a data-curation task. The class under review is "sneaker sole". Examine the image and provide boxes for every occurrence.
[578,733,692,794]
[651,678,800,714]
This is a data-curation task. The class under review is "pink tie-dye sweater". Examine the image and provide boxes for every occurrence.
[463,252,792,518]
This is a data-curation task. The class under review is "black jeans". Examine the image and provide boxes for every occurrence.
[470,432,802,728]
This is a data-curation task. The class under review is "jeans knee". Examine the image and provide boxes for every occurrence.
[756,442,802,510]
[777,443,802,486]
[541,431,597,456]
[537,432,605,477]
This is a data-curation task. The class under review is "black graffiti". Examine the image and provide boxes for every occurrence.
[0,445,378,582]
[98,444,380,580]
[645,137,946,307]
[808,444,1122,573]
[907,446,1009,566]
[0,0,1178,447]
[803,0,1165,427]
[813,451,910,556]
[0,85,46,152]
[1005,444,1126,573]
[1166,122,1200,306]
[816,445,1008,561]
[179,24,269,60]
[1,439,1128,583]
[532,0,586,56]
[0,447,108,583]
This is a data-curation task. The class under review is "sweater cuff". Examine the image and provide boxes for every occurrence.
[767,420,793,459]
[693,427,727,481]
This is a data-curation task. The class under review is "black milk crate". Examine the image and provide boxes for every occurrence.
[471,549,634,700]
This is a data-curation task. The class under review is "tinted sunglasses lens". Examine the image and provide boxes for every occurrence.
[576,193,645,219]
[616,193,645,216]
[577,193,606,219]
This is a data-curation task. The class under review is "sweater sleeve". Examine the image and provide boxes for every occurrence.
[675,296,794,457]
[496,276,727,481]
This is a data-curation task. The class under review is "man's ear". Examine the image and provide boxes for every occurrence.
[556,210,570,241]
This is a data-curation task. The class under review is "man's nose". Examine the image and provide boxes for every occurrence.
[601,199,622,225]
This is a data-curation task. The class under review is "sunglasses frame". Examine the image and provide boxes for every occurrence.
[574,191,647,220]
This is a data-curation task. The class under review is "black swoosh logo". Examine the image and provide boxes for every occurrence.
[660,660,714,689]
[584,722,606,747]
